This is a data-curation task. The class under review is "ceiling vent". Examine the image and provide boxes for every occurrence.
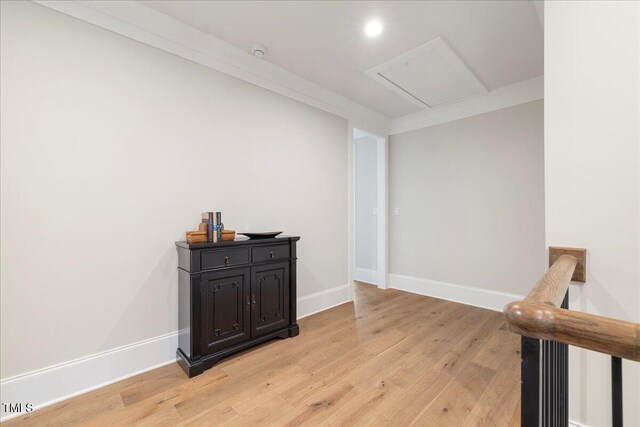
[366,37,487,109]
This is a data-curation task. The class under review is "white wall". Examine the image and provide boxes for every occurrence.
[0,0,348,411]
[389,100,545,308]
[354,135,378,274]
[545,2,640,426]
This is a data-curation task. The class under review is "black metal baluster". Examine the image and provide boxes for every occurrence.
[558,344,566,425]
[561,293,569,426]
[553,341,560,426]
[545,340,550,426]
[548,340,551,427]
[521,290,571,427]
[542,340,546,426]
[551,312,556,424]
[612,356,623,427]
[552,341,560,426]
[522,337,541,427]
[565,341,568,425]
[559,339,565,425]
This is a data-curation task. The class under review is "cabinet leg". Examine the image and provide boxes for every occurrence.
[176,349,204,378]
[289,323,300,337]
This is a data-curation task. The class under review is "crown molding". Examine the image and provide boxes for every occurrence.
[389,75,544,135]
[31,1,542,137]
[33,0,391,132]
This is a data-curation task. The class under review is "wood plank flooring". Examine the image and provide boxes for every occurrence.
[6,283,521,426]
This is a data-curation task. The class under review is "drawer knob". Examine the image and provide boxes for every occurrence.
[269,251,274,258]
[224,256,229,264]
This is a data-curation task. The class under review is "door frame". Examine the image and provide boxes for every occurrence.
[350,125,388,292]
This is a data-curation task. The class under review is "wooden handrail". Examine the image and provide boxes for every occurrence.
[524,254,577,307]
[505,301,640,361]
[504,253,640,362]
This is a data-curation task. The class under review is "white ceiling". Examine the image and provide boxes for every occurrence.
[141,1,543,120]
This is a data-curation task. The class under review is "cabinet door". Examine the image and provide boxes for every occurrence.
[200,268,250,354]
[251,262,290,337]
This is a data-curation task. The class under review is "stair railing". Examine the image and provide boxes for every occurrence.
[504,248,640,427]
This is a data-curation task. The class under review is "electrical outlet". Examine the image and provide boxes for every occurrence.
[394,207,400,216]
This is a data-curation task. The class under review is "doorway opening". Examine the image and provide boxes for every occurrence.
[353,128,387,289]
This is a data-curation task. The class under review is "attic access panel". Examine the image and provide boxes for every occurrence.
[366,37,487,109]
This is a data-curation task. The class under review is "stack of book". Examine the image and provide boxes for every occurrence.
[201,212,222,243]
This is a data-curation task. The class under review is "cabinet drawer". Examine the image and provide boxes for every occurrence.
[201,248,250,270]
[252,244,290,263]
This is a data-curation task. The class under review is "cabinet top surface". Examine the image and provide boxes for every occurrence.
[176,235,300,250]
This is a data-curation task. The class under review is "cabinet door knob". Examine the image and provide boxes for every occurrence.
[224,256,229,264]
[246,294,251,307]
[251,294,256,309]
[269,251,274,258]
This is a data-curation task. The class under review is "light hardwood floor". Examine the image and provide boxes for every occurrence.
[7,283,521,426]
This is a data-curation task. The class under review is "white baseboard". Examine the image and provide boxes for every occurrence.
[0,331,179,422]
[353,268,378,285]
[569,420,588,427]
[388,273,523,312]
[297,283,351,319]
[0,284,351,422]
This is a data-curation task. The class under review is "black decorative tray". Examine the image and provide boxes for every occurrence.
[238,231,283,239]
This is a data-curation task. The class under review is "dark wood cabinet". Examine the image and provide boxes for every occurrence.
[176,236,300,377]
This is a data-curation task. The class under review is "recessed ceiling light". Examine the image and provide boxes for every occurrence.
[364,20,383,38]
